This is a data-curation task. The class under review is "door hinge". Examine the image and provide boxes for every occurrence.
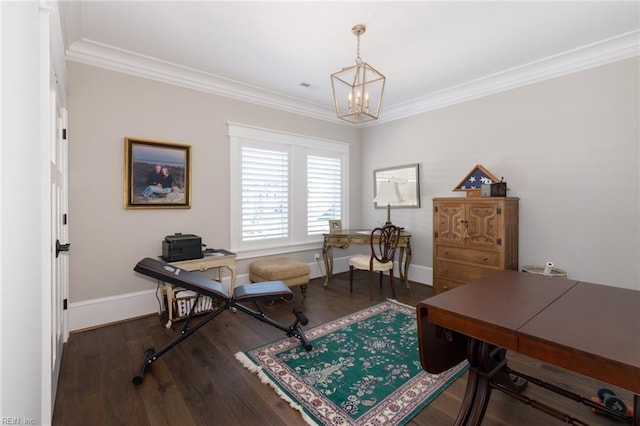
[434,206,439,213]
[63,299,68,310]
[497,238,502,246]
[62,128,67,140]
[497,207,502,215]
[434,231,438,239]
[62,213,67,225]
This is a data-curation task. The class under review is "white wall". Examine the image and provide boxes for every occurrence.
[361,58,639,290]
[67,62,360,328]
[1,1,45,422]
[67,57,639,331]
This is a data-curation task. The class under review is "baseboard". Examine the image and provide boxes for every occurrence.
[313,256,433,287]
[68,260,433,331]
[68,288,162,332]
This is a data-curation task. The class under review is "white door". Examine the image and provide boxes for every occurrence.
[48,94,69,413]
[1,1,69,421]
[42,2,70,418]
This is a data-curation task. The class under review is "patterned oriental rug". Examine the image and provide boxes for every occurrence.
[236,300,468,425]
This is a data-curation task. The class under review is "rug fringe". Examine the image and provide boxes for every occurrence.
[386,297,414,309]
[234,352,319,426]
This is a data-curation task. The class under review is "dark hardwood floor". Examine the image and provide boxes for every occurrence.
[53,272,631,425]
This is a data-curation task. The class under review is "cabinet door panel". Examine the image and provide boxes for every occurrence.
[465,203,500,251]
[434,204,464,247]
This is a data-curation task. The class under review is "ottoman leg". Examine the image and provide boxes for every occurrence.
[300,284,307,302]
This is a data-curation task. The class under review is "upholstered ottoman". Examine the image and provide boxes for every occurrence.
[250,257,309,301]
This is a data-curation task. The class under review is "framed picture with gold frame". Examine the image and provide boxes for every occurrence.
[124,137,192,209]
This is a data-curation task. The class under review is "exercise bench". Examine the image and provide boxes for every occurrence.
[131,257,312,385]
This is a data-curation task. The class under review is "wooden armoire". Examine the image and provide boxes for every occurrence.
[432,197,519,294]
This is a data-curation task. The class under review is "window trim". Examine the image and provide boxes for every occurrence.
[228,122,349,257]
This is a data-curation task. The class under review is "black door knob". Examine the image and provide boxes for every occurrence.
[56,239,70,258]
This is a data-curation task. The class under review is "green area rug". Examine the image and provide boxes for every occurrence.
[236,300,468,425]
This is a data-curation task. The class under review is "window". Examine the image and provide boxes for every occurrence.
[229,123,349,255]
[307,155,342,235]
[241,146,289,241]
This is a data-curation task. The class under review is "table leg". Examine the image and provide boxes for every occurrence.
[227,264,237,292]
[455,339,482,425]
[467,342,494,425]
[323,243,333,287]
[164,284,174,329]
[227,264,237,312]
[455,339,494,425]
[455,338,527,425]
[634,394,639,426]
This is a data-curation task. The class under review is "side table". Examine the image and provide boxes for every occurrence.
[162,250,237,328]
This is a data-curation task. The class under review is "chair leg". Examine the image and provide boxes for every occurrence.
[368,270,374,300]
[349,265,354,294]
[389,267,396,299]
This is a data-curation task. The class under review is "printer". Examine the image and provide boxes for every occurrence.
[162,233,203,262]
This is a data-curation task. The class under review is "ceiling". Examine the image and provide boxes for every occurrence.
[57,1,640,125]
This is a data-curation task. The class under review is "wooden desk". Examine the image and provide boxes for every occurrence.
[163,251,237,328]
[417,270,640,425]
[322,229,411,287]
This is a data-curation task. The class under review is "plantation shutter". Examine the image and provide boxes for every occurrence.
[307,154,342,235]
[241,146,289,241]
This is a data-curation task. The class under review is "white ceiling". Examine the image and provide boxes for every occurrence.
[57,1,640,125]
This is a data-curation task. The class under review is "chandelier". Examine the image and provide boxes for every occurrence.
[331,25,386,124]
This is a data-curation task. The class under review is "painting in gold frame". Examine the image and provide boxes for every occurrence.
[124,137,192,209]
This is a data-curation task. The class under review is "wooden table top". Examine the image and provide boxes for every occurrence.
[421,270,640,394]
[423,270,577,350]
[518,280,640,393]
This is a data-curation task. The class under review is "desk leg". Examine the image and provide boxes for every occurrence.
[634,394,639,426]
[323,243,333,287]
[398,244,412,290]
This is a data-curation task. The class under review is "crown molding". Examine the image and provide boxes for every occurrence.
[66,39,339,123]
[66,30,639,127]
[377,30,640,125]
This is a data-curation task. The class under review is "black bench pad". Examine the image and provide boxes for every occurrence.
[134,257,293,303]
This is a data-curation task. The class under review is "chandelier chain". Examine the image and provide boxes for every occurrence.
[356,33,362,64]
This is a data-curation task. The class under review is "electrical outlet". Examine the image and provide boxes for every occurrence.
[314,253,320,261]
